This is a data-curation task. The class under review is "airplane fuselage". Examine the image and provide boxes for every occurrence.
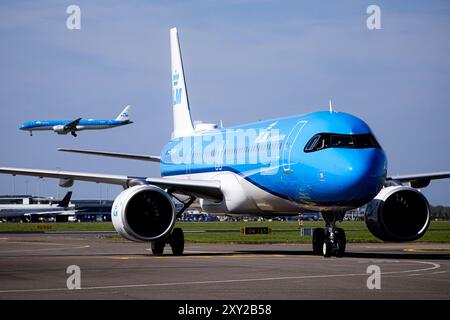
[0,204,75,218]
[20,119,132,134]
[160,111,387,214]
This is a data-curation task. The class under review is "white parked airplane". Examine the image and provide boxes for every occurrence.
[0,192,75,222]
[1,28,449,257]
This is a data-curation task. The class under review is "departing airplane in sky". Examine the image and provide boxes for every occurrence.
[0,191,75,222]
[19,105,132,137]
[2,27,450,257]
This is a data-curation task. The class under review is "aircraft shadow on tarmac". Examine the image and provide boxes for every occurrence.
[2,250,449,260]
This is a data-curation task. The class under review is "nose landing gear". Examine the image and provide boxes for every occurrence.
[312,211,346,258]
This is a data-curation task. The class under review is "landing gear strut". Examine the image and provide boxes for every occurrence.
[71,131,77,137]
[150,228,185,256]
[312,211,346,258]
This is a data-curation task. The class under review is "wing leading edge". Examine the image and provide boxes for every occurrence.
[387,171,450,188]
[57,148,161,163]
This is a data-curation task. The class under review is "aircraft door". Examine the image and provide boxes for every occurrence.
[281,121,307,174]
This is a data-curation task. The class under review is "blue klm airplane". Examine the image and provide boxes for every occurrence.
[1,28,450,257]
[19,105,132,137]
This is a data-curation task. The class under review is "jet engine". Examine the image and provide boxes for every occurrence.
[365,186,430,242]
[52,125,68,134]
[111,185,176,242]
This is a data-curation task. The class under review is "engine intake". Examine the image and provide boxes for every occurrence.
[112,185,176,241]
[365,186,430,242]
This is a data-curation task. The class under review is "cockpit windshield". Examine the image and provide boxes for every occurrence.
[304,133,381,152]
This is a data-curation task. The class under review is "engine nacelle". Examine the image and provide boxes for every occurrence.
[365,186,430,242]
[52,125,67,134]
[111,185,176,242]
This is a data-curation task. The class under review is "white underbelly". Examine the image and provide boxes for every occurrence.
[167,171,303,215]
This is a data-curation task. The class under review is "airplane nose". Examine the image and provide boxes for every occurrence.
[313,149,386,205]
[334,149,386,202]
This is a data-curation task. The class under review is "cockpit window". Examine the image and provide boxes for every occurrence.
[304,133,381,152]
[330,135,354,148]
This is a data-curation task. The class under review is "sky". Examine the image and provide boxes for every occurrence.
[0,0,449,205]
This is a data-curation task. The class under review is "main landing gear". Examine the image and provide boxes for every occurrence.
[312,211,346,258]
[151,227,185,256]
[71,131,77,137]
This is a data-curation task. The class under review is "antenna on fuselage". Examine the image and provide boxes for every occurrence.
[329,99,334,113]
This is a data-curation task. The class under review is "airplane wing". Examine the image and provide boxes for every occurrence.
[0,167,223,202]
[64,118,82,131]
[24,210,77,216]
[57,148,161,163]
[386,171,450,188]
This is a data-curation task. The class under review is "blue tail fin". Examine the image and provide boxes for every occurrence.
[58,191,72,207]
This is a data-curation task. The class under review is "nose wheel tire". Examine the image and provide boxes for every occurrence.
[312,227,347,258]
[322,239,333,257]
[170,228,184,256]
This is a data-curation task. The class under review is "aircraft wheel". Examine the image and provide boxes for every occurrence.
[323,239,333,258]
[335,228,346,258]
[170,228,184,256]
[151,240,165,255]
[312,228,326,255]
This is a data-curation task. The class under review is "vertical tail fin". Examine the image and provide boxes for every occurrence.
[170,27,194,138]
[58,191,72,207]
[116,105,131,121]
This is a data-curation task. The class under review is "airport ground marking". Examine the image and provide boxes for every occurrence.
[0,260,440,294]
[0,245,90,254]
[404,248,450,253]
